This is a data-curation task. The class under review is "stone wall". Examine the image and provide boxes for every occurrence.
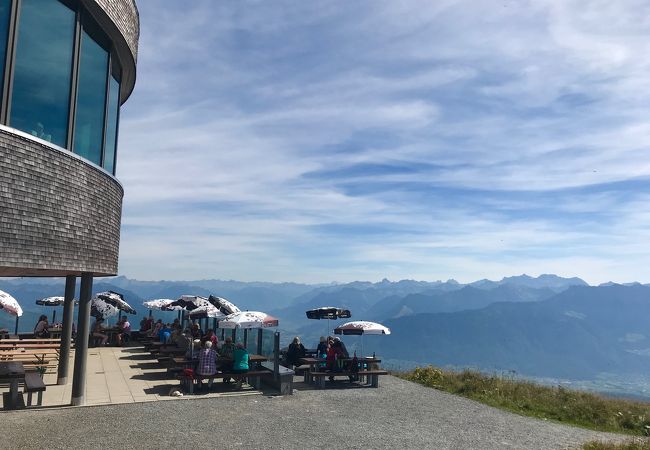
[0,129,123,276]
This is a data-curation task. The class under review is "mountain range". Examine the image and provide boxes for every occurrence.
[2,273,650,396]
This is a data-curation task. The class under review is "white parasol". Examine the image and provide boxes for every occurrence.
[91,297,119,320]
[208,295,241,315]
[334,321,390,357]
[96,291,136,314]
[0,290,23,317]
[143,299,181,311]
[217,311,279,329]
[189,304,226,320]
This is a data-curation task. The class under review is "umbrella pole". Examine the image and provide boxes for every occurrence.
[52,309,57,324]
[149,309,152,318]
[14,316,19,335]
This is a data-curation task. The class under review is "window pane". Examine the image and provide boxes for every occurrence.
[0,0,11,93]
[73,30,108,166]
[103,75,120,174]
[11,0,75,147]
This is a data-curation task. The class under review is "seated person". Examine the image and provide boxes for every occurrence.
[287,336,306,368]
[232,342,250,390]
[218,336,236,382]
[190,323,202,339]
[149,319,163,338]
[175,331,192,355]
[116,316,131,346]
[202,329,218,348]
[188,339,202,359]
[92,318,109,346]
[333,337,349,358]
[196,341,218,389]
[316,336,328,359]
[33,315,49,338]
[158,323,172,343]
[140,316,153,332]
[219,336,235,359]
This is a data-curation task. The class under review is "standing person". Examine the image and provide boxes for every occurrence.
[232,342,250,390]
[92,318,109,346]
[116,316,131,346]
[287,336,306,368]
[33,315,49,338]
[196,341,218,390]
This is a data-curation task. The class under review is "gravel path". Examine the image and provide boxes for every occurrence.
[0,376,629,449]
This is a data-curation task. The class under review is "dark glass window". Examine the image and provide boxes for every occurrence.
[103,74,120,174]
[73,29,108,165]
[0,0,11,93]
[10,0,75,147]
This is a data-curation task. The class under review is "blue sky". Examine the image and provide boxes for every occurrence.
[116,0,650,284]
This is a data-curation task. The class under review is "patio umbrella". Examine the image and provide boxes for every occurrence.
[36,296,78,322]
[306,306,352,335]
[143,299,180,311]
[90,297,119,321]
[0,290,23,317]
[188,304,226,320]
[143,298,181,317]
[0,290,23,335]
[334,321,391,357]
[208,295,241,315]
[217,311,279,329]
[96,291,136,315]
[163,295,210,311]
[334,321,390,335]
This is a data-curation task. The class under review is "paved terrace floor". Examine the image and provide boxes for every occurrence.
[0,345,263,407]
[0,345,632,449]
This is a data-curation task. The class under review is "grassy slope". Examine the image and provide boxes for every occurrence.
[399,366,650,437]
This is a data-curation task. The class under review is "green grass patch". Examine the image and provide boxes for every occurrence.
[399,366,650,436]
[582,439,650,449]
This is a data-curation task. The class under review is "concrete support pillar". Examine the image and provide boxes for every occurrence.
[57,275,76,385]
[71,273,93,406]
[257,329,263,355]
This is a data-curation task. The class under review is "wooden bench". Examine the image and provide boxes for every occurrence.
[310,370,389,389]
[24,372,46,406]
[178,369,272,394]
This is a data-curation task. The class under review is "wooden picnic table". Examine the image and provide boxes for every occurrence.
[0,361,25,409]
[299,356,382,383]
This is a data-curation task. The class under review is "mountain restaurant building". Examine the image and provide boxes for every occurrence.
[0,0,139,406]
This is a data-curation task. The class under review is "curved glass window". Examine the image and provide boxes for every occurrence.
[103,75,120,174]
[73,29,108,166]
[0,0,11,95]
[10,0,75,147]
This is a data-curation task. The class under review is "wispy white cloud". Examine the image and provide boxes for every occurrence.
[116,0,650,283]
